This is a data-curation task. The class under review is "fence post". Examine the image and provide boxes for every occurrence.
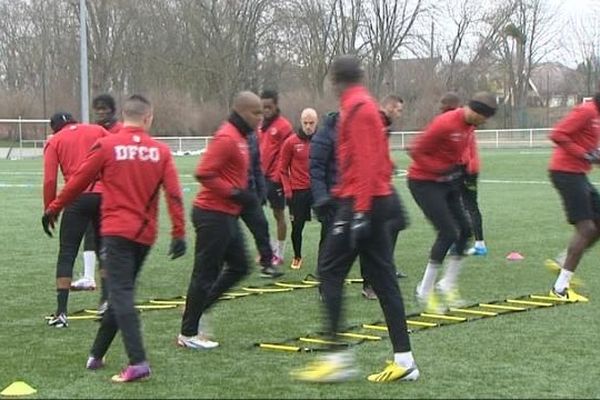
[178,137,183,153]
[401,132,405,149]
[18,116,23,160]
[495,130,499,148]
[529,129,533,147]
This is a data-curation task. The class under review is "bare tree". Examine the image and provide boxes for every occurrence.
[567,10,600,96]
[442,0,483,90]
[497,0,559,126]
[363,0,425,97]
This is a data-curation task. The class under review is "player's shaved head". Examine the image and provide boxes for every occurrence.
[122,94,154,130]
[232,91,263,130]
[233,91,262,113]
[123,95,152,121]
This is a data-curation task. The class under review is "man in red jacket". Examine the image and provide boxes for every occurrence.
[292,55,418,383]
[43,112,109,327]
[259,90,293,265]
[71,94,126,294]
[408,92,496,314]
[440,92,489,257]
[43,95,186,383]
[178,91,263,350]
[279,108,317,269]
[546,94,600,302]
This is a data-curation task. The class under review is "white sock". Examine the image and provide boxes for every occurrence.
[83,251,96,281]
[394,351,415,368]
[418,261,440,297]
[554,269,573,293]
[278,240,286,259]
[437,256,464,292]
[475,240,485,248]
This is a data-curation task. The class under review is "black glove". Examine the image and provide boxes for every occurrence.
[168,237,186,260]
[350,212,371,249]
[438,164,466,182]
[584,149,600,164]
[313,196,334,223]
[41,211,58,238]
[231,188,258,208]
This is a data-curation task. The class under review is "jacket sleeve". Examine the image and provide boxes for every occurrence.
[161,150,186,239]
[309,124,333,205]
[43,140,59,210]
[349,104,377,212]
[465,132,479,174]
[47,140,105,214]
[196,135,235,197]
[250,134,266,200]
[409,118,454,174]
[550,105,596,159]
[278,137,293,198]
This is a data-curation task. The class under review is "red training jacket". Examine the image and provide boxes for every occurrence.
[408,108,474,181]
[108,121,124,134]
[47,126,185,246]
[279,133,311,198]
[194,121,249,216]
[332,85,392,212]
[463,133,480,175]
[259,115,293,181]
[549,101,600,174]
[43,123,109,210]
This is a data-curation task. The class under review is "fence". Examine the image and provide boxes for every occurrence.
[155,128,555,155]
[388,128,554,150]
[0,118,49,159]
[0,117,556,160]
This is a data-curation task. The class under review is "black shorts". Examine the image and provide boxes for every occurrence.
[550,171,600,224]
[266,179,285,210]
[289,189,312,222]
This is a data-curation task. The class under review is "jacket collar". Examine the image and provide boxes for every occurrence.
[228,112,253,137]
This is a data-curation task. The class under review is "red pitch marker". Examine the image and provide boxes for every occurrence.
[506,252,524,261]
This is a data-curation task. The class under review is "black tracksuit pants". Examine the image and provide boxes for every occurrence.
[318,196,411,353]
[462,173,484,241]
[408,179,471,262]
[240,199,273,267]
[180,207,250,337]
[90,236,149,365]
[56,192,101,279]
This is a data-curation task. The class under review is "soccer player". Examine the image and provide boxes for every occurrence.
[440,92,489,256]
[409,92,496,313]
[546,93,600,302]
[178,91,263,349]
[43,95,186,383]
[293,55,419,383]
[93,94,123,133]
[259,90,293,265]
[240,127,282,278]
[279,108,316,269]
[309,111,339,295]
[72,95,123,294]
[43,112,108,327]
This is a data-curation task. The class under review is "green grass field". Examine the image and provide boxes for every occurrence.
[1,150,599,399]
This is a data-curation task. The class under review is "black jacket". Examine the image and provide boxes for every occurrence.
[247,131,266,201]
[309,112,339,206]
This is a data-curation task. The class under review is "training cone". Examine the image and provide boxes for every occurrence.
[1,381,37,397]
[506,252,524,261]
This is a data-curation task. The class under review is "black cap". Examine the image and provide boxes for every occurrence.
[49,112,75,133]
